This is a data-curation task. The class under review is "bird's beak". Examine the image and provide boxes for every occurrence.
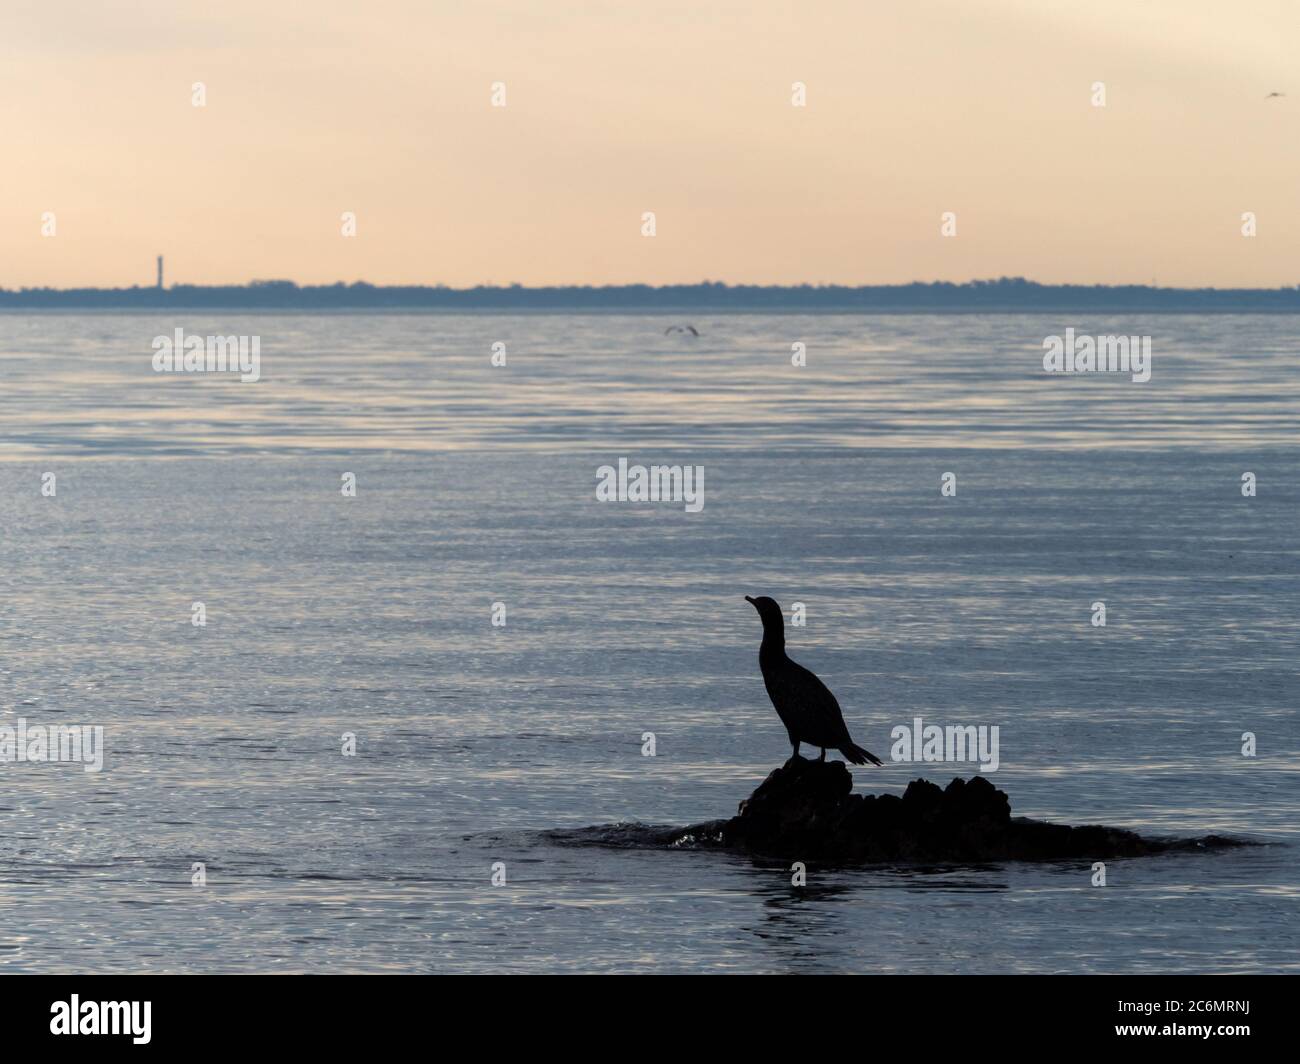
[744,595,756,605]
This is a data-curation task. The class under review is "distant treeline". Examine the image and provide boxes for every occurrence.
[5,277,1300,311]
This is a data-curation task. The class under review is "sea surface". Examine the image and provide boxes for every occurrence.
[0,313,1296,973]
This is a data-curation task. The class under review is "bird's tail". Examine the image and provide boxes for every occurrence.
[841,742,884,767]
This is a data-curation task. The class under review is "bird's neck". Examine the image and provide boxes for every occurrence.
[760,628,786,657]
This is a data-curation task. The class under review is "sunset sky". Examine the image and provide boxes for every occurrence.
[3,0,1298,289]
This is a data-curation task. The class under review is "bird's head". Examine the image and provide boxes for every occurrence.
[745,595,784,633]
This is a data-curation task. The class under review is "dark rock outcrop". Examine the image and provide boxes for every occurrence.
[655,758,1248,863]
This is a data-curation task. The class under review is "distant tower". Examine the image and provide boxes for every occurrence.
[156,255,164,290]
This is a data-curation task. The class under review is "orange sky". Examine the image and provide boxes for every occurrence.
[3,0,1298,288]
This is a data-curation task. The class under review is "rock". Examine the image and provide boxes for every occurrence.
[664,758,1247,863]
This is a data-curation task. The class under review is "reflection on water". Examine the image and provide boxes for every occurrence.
[2,313,1300,455]
[0,315,1295,972]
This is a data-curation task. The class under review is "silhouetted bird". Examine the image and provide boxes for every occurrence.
[745,595,883,766]
[664,324,700,336]
[1265,92,1285,99]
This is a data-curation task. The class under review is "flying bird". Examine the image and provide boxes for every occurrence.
[745,595,884,766]
[1265,92,1285,99]
[664,324,700,336]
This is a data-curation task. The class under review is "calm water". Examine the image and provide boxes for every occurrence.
[0,313,1296,973]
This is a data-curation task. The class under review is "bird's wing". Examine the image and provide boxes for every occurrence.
[780,658,853,744]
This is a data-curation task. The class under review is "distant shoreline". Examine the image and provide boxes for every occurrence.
[5,278,1300,313]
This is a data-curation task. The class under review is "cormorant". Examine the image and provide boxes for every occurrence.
[745,595,884,766]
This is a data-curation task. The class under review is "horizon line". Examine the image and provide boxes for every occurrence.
[7,276,1300,294]
[9,276,1300,313]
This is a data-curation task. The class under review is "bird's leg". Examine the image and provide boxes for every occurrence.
[819,748,826,761]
